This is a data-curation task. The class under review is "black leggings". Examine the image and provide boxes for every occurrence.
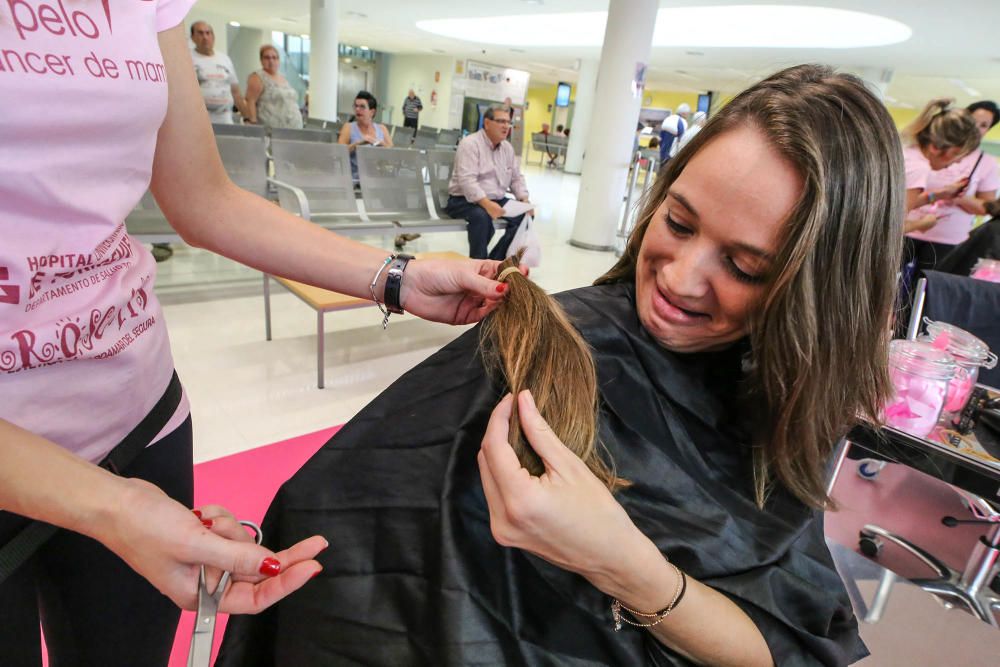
[0,417,193,667]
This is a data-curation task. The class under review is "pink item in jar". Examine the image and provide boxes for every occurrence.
[921,320,998,418]
[884,340,956,439]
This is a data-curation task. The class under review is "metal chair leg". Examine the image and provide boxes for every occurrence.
[861,524,953,579]
[317,311,325,389]
[263,273,272,341]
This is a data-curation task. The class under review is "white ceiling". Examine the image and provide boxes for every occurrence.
[195,0,1000,107]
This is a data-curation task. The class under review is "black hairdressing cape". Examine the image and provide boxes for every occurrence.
[218,283,866,667]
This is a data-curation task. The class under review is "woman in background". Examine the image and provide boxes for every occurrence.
[338,90,394,183]
[901,98,981,270]
[245,45,303,129]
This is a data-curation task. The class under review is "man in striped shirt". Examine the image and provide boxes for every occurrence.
[402,90,423,130]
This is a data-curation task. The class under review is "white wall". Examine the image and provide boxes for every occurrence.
[381,54,456,129]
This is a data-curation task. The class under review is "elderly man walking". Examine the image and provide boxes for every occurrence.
[444,106,532,259]
[402,89,423,130]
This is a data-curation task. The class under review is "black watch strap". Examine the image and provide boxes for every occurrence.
[384,254,413,314]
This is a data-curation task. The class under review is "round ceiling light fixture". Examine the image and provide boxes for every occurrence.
[417,5,911,49]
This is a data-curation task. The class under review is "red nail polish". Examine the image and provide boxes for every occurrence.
[496,284,507,293]
[259,557,281,577]
[311,568,323,579]
[192,510,202,519]
[201,518,214,528]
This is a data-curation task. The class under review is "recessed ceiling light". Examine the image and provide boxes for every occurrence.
[228,21,240,27]
[418,6,912,48]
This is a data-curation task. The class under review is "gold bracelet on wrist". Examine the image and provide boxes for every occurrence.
[611,561,687,631]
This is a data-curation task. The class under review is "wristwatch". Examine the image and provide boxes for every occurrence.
[383,254,414,314]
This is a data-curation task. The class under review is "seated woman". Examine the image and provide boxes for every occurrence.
[218,65,903,666]
[338,90,394,184]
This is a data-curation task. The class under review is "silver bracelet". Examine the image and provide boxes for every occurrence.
[369,254,395,329]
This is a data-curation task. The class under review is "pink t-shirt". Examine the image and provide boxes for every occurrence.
[904,145,1000,245]
[0,0,195,462]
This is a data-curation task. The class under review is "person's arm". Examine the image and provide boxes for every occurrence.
[337,122,355,151]
[509,152,529,202]
[452,139,490,205]
[904,213,939,234]
[478,393,774,667]
[230,83,247,120]
[379,124,393,148]
[0,418,325,612]
[244,73,262,124]
[152,25,505,324]
[954,189,997,215]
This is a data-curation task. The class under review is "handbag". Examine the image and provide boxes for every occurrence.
[0,371,182,585]
[505,213,542,267]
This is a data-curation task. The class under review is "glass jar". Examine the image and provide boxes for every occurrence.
[884,340,956,439]
[921,319,997,418]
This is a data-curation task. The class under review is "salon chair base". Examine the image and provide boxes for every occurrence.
[859,522,1000,627]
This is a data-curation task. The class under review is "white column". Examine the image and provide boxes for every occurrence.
[570,0,658,251]
[309,0,339,121]
[564,59,598,175]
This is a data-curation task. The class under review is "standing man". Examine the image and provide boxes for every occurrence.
[190,21,245,124]
[402,89,423,131]
[445,106,532,260]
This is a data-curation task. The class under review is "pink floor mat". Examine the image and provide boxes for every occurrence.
[167,426,338,667]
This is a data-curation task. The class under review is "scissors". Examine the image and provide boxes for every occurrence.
[187,519,263,667]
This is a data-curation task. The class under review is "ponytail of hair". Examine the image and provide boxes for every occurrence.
[479,252,628,491]
[903,98,979,155]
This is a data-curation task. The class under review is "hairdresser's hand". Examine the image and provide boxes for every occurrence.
[954,196,986,215]
[936,178,970,201]
[478,392,647,591]
[904,213,939,234]
[99,478,326,614]
[400,257,525,325]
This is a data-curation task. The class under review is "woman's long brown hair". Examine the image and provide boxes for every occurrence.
[599,64,905,509]
[480,252,627,491]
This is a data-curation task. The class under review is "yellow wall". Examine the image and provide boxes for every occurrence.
[523,83,566,153]
[642,89,699,114]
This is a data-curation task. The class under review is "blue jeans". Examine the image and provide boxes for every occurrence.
[444,195,526,260]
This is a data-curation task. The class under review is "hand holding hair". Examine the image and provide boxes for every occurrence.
[397,257,524,325]
[101,478,326,614]
[477,391,645,583]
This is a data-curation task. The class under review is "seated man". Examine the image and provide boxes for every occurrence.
[445,106,531,260]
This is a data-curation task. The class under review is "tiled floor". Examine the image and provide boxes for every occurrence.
[158,164,629,463]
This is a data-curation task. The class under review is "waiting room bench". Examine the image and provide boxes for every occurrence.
[263,250,465,388]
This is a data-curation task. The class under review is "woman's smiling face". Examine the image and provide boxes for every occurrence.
[635,125,803,353]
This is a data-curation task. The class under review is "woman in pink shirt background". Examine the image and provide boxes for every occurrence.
[900,98,982,271]
[0,1,511,664]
